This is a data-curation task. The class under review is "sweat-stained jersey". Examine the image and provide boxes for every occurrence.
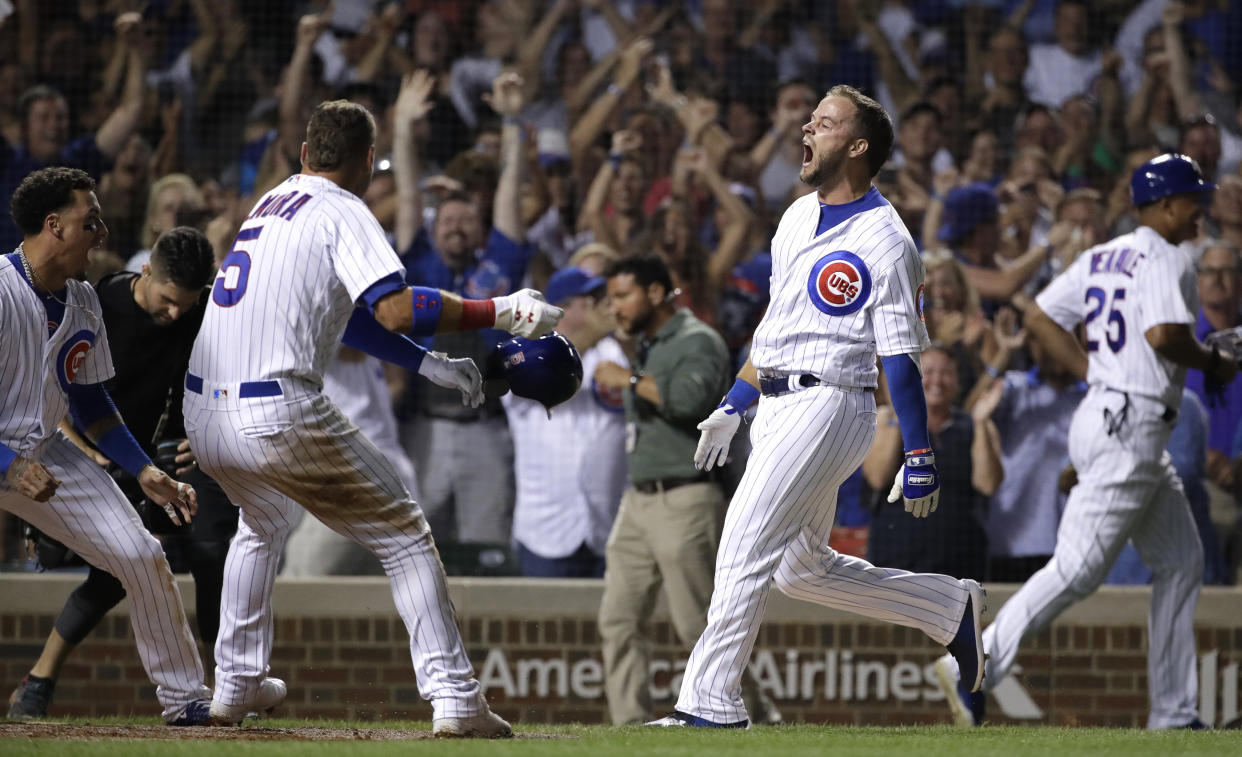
[749,187,929,387]
[189,174,404,387]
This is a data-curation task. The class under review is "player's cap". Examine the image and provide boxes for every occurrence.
[545,266,606,306]
[493,331,584,412]
[937,183,999,244]
[1131,153,1215,207]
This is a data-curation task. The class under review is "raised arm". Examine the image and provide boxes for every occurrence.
[694,150,755,288]
[488,72,528,242]
[968,381,1005,497]
[1162,0,1207,121]
[513,0,574,103]
[95,13,148,160]
[393,70,436,253]
[354,3,403,83]
[277,11,331,167]
[569,36,652,164]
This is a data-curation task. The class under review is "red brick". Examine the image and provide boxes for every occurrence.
[1052,673,1106,689]
[1096,654,1146,671]
[1096,694,1148,710]
[298,667,349,683]
[340,646,392,663]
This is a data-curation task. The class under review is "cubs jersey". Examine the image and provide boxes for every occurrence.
[0,257,114,453]
[750,187,929,388]
[1035,225,1198,409]
[189,174,404,386]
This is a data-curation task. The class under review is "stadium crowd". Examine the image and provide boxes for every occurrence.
[2,0,1242,594]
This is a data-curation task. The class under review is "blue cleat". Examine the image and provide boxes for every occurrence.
[646,711,749,729]
[166,699,213,726]
[948,579,986,693]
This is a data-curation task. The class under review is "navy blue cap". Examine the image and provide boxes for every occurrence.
[938,183,1000,244]
[545,266,606,306]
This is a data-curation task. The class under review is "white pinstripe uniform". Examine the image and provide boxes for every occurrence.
[979,225,1204,728]
[501,337,629,561]
[0,258,209,719]
[281,350,420,576]
[675,188,973,723]
[184,174,488,718]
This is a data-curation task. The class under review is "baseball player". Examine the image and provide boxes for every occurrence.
[935,153,1233,730]
[183,100,561,735]
[650,85,985,728]
[1,167,212,725]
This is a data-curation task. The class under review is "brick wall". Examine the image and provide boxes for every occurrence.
[2,576,1239,728]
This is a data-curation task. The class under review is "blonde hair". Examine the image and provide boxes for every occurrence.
[568,242,620,272]
[142,174,205,249]
[921,247,981,314]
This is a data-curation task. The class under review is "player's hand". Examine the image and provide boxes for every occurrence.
[694,404,743,471]
[418,351,484,408]
[173,440,198,477]
[493,289,564,339]
[138,465,197,526]
[4,457,61,502]
[886,451,940,518]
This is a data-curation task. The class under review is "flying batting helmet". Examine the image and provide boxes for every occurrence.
[493,331,583,411]
[1131,153,1215,207]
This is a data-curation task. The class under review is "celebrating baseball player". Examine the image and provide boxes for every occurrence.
[935,153,1234,730]
[0,167,212,725]
[183,100,561,735]
[649,85,986,728]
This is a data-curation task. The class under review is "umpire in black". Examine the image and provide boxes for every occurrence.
[7,227,235,720]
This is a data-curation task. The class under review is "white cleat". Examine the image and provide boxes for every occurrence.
[209,677,287,725]
[432,708,513,739]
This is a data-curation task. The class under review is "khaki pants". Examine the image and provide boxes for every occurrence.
[599,482,767,724]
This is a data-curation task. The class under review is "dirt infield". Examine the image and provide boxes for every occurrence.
[0,722,568,741]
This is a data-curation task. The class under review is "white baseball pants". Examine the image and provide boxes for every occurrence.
[184,382,485,718]
[982,387,1202,728]
[0,433,209,718]
[676,385,971,723]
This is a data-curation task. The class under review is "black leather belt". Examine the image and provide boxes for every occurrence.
[759,374,822,397]
[633,476,709,494]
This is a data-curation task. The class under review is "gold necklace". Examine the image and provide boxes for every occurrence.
[16,242,67,306]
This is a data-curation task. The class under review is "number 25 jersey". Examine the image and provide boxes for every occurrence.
[1035,225,1198,408]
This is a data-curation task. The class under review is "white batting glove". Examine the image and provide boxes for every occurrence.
[418,351,484,408]
[493,288,564,339]
[694,405,743,471]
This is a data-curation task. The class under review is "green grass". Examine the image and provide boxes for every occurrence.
[2,718,1240,756]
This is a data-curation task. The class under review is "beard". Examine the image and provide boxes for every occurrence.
[800,146,846,189]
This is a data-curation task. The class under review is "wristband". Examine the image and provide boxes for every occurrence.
[460,298,497,331]
[607,83,624,97]
[629,372,641,389]
[721,377,760,413]
[0,440,17,476]
[984,363,1002,378]
[608,152,623,171]
[502,116,521,127]
[407,285,444,336]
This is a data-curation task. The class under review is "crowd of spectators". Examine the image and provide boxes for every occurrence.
[2,0,1242,588]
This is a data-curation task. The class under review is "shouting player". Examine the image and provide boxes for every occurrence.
[1,167,211,724]
[934,153,1234,730]
[183,99,561,735]
[649,85,986,728]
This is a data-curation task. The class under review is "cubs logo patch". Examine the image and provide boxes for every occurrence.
[591,377,626,413]
[916,284,925,322]
[507,352,526,367]
[56,329,96,392]
[806,250,871,316]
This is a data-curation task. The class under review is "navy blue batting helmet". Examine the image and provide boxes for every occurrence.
[1131,153,1215,207]
[494,331,583,411]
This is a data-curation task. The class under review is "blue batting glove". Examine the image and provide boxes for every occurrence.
[886,449,940,518]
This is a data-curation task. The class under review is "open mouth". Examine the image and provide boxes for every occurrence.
[802,142,813,167]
